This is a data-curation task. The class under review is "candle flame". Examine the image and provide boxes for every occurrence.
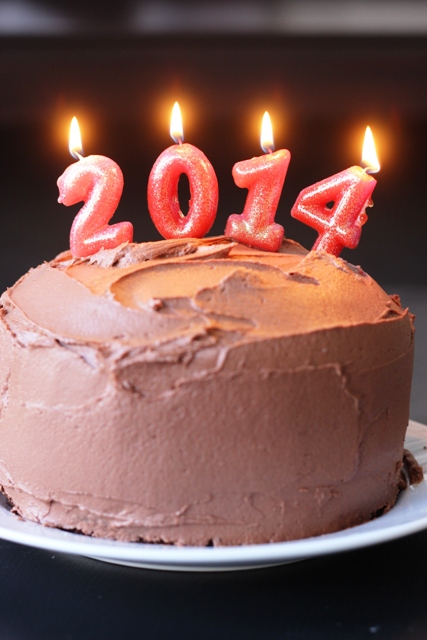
[361,126,380,174]
[261,111,274,153]
[170,102,184,144]
[69,116,83,160]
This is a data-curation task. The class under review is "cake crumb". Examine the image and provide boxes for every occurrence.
[399,449,424,490]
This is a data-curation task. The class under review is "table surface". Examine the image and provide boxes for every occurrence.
[1,285,426,640]
[1,529,427,640]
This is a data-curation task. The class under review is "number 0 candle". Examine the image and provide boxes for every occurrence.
[291,126,380,257]
[147,102,218,239]
[224,112,291,252]
[57,117,133,258]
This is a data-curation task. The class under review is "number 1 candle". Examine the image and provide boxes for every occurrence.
[225,112,291,252]
[291,126,380,257]
[57,117,133,258]
[147,102,218,239]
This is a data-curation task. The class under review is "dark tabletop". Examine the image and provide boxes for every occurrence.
[1,529,427,640]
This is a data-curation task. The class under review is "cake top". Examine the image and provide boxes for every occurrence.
[1,236,410,352]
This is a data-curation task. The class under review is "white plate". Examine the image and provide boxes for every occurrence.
[1,420,427,572]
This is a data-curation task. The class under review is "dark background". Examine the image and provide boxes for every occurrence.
[1,12,427,291]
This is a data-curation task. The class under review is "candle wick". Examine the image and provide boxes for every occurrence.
[261,143,275,154]
[363,165,378,175]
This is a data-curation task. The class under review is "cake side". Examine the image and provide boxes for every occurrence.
[0,237,415,545]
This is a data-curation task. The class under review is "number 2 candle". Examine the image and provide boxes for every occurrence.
[291,126,380,257]
[225,112,291,252]
[147,102,218,239]
[57,117,133,258]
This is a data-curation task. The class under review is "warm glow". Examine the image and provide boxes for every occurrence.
[170,102,184,144]
[260,111,274,153]
[361,126,380,174]
[69,117,83,160]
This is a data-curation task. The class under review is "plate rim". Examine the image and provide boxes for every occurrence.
[1,419,426,570]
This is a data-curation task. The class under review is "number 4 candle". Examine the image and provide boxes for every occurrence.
[57,117,133,258]
[225,112,291,252]
[291,126,380,257]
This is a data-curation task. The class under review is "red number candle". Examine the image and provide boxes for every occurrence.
[291,126,380,257]
[57,117,133,259]
[224,111,291,252]
[147,102,218,239]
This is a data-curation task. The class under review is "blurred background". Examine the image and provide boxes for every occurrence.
[0,0,426,420]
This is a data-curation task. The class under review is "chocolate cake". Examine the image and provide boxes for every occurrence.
[0,236,415,545]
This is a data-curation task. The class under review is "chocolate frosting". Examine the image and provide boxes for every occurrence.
[0,236,415,545]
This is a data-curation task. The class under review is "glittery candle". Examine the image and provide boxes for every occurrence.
[57,155,133,259]
[147,143,218,239]
[225,149,291,252]
[291,166,377,257]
